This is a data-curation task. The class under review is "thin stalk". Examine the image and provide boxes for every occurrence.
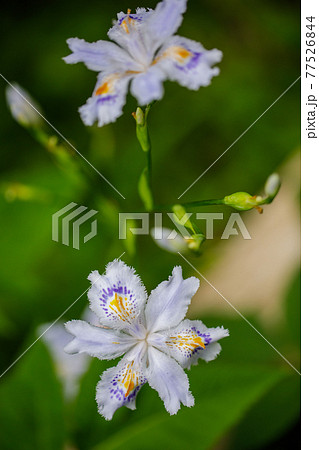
[152,198,225,212]
[135,104,154,211]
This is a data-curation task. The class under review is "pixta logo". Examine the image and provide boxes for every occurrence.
[118,213,251,240]
[52,202,98,250]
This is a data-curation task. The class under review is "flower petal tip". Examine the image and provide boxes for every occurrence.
[88,269,101,283]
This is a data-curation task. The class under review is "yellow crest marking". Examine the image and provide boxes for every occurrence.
[167,333,205,352]
[152,46,192,66]
[121,9,132,34]
[95,82,110,96]
[108,292,134,322]
[121,361,139,397]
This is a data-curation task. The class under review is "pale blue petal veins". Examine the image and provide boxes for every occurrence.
[145,0,187,51]
[64,320,136,360]
[63,38,138,72]
[146,346,194,415]
[145,266,200,333]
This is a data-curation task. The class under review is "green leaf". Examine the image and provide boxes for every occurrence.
[70,358,129,450]
[0,338,65,450]
[0,302,16,337]
[0,164,81,324]
[230,375,300,449]
[89,125,115,168]
[202,316,284,366]
[92,363,288,450]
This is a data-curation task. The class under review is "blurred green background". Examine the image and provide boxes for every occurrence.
[0,0,300,449]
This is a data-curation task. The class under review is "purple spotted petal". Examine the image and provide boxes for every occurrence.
[156,319,229,369]
[96,349,147,420]
[154,35,222,90]
[87,260,147,329]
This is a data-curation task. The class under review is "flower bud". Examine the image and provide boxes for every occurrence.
[185,234,206,253]
[171,205,206,253]
[223,192,257,211]
[1,182,48,203]
[134,106,150,152]
[264,173,281,199]
[135,107,145,126]
[151,227,189,254]
[5,83,43,127]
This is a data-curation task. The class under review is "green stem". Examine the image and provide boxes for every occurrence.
[152,198,225,212]
[146,134,152,190]
[181,198,225,208]
[135,104,154,211]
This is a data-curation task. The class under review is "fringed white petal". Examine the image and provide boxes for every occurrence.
[145,266,199,333]
[64,37,137,72]
[96,351,147,420]
[130,66,165,105]
[146,346,194,415]
[87,259,147,329]
[158,319,229,369]
[154,35,222,90]
[64,320,136,360]
[145,0,187,52]
[79,72,133,126]
[108,8,153,66]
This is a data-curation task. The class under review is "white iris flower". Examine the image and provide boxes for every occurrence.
[63,0,222,126]
[65,259,229,420]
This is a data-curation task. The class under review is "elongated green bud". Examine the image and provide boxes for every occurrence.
[135,107,145,126]
[133,106,150,152]
[223,192,259,211]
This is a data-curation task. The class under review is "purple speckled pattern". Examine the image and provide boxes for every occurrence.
[99,282,137,322]
[109,363,146,404]
[175,51,202,72]
[97,95,118,105]
[190,326,212,356]
[166,325,212,359]
[118,14,144,25]
[192,326,213,344]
